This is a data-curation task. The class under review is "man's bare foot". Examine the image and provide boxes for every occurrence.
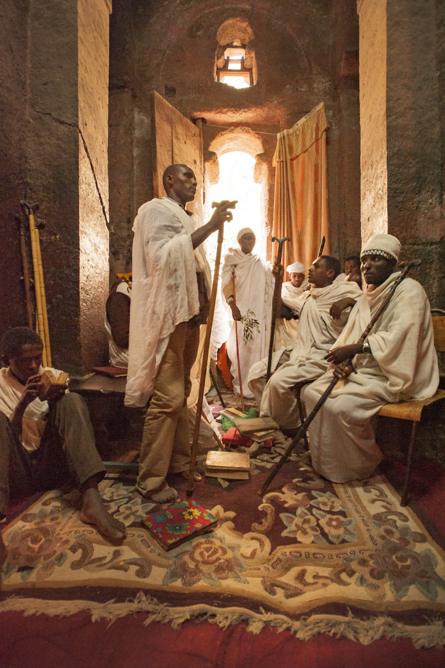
[80,487,126,543]
[180,470,203,482]
[141,484,178,504]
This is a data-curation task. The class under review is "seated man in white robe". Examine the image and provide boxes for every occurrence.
[125,164,233,503]
[275,260,307,349]
[221,227,273,399]
[302,233,439,483]
[248,256,362,433]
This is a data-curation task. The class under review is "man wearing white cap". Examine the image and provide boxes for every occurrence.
[221,228,273,398]
[248,255,362,431]
[274,261,307,349]
[302,233,439,483]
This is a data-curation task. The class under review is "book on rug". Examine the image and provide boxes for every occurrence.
[233,416,278,435]
[92,365,128,378]
[219,407,246,420]
[205,450,250,479]
[205,468,250,480]
[142,500,218,551]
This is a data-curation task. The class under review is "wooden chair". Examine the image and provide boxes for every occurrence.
[378,314,445,506]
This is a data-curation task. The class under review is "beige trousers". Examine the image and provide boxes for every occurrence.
[137,320,200,496]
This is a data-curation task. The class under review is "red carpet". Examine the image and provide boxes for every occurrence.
[1,455,445,668]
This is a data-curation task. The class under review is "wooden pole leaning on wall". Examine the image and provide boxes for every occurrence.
[15,214,34,329]
[20,201,52,367]
[187,200,237,498]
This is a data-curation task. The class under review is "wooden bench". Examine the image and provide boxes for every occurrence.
[378,314,445,506]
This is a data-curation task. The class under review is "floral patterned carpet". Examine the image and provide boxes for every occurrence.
[1,450,445,647]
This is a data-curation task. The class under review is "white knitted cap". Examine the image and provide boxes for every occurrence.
[286,261,305,274]
[360,233,400,262]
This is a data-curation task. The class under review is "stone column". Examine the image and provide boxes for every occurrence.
[22,0,111,372]
[358,0,444,306]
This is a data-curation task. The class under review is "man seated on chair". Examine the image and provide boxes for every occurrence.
[0,327,127,567]
[248,255,362,434]
[301,233,439,483]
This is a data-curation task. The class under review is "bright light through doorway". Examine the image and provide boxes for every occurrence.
[205,150,267,264]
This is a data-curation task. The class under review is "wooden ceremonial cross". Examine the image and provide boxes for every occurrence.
[187,201,237,497]
[266,236,290,380]
[20,201,52,367]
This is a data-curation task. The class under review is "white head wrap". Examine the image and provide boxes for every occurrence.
[360,233,400,262]
[237,227,256,242]
[286,261,305,274]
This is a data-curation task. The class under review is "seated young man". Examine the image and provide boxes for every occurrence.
[0,327,126,566]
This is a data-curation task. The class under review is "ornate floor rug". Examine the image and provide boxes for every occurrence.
[1,451,445,648]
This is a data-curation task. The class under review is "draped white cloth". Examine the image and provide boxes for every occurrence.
[302,273,439,482]
[0,366,65,451]
[221,248,274,398]
[105,281,131,368]
[125,198,211,408]
[248,279,363,429]
[274,280,307,349]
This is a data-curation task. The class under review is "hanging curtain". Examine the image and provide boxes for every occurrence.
[272,102,329,270]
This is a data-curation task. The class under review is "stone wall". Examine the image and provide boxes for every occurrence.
[358,0,445,308]
[78,0,111,369]
[0,0,32,335]
[358,0,388,240]
[0,0,111,372]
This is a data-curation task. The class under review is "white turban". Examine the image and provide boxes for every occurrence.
[360,233,400,262]
[237,227,256,242]
[286,261,305,274]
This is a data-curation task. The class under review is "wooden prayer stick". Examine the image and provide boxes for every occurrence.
[266,236,290,380]
[187,204,236,496]
[231,266,245,411]
[21,201,52,366]
[259,259,420,496]
[317,235,326,258]
[15,214,34,328]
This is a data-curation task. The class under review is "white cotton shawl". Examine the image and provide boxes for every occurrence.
[333,273,439,401]
[125,197,211,408]
[0,366,66,451]
[291,279,363,358]
[221,248,274,396]
[281,280,307,311]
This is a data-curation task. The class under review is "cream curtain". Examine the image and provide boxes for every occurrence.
[272,102,329,270]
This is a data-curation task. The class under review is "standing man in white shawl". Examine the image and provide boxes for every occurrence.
[274,261,307,349]
[125,164,233,503]
[302,233,439,483]
[248,256,362,432]
[221,228,274,399]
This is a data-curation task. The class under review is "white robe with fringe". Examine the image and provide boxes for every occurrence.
[221,248,274,398]
[274,281,308,349]
[302,274,439,482]
[125,197,211,408]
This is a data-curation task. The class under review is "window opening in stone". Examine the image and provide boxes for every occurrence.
[216,44,252,89]
[214,18,257,89]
